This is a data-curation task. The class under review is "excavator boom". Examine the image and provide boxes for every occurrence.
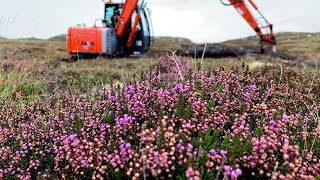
[227,0,277,53]
[115,0,139,38]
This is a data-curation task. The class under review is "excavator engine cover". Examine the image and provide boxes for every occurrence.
[67,27,117,56]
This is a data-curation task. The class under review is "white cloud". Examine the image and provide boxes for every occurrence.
[0,0,319,42]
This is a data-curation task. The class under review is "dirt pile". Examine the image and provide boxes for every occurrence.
[176,43,297,60]
[176,43,260,58]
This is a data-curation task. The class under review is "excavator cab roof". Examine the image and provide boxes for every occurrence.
[102,0,123,4]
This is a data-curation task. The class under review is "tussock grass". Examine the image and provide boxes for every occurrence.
[0,72,45,104]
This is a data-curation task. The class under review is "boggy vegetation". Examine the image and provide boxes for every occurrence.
[0,55,319,179]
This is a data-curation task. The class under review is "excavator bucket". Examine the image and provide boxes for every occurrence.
[260,34,277,54]
[261,40,277,54]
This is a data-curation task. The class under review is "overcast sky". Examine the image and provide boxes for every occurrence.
[0,0,319,43]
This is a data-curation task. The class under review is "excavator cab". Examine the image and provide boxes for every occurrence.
[104,3,122,28]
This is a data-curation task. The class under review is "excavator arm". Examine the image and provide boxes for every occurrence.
[114,0,145,48]
[115,0,139,39]
[226,0,276,53]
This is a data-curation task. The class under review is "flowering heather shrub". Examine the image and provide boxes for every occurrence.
[158,53,196,80]
[0,56,319,179]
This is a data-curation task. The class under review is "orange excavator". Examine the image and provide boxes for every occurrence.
[67,0,152,58]
[67,0,276,58]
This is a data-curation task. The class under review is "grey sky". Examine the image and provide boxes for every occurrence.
[0,0,319,43]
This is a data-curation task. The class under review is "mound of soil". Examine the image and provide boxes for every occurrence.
[176,43,297,60]
[176,43,260,58]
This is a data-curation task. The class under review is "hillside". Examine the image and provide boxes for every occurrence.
[0,32,319,65]
[47,32,320,56]
[152,32,320,55]
[48,34,67,41]
[226,32,320,55]
[150,32,320,58]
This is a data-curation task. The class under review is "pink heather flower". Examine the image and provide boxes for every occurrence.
[231,168,242,180]
[172,83,188,93]
[248,85,257,92]
[220,150,227,156]
[107,94,113,100]
[125,85,135,93]
[19,123,27,128]
[172,83,184,93]
[231,171,237,179]
[209,149,216,156]
[125,143,131,149]
[270,120,276,126]
[71,139,80,147]
[282,114,289,121]
[100,124,106,130]
[134,100,143,107]
[235,169,242,176]
[284,139,289,146]
[193,151,197,156]
[207,77,213,81]
[244,92,252,101]
[69,134,77,141]
[224,166,231,172]
[116,114,135,124]
[22,144,27,150]
[296,114,301,118]
[177,143,182,149]
[63,139,69,145]
[119,144,124,150]
[186,167,194,177]
[81,160,87,165]
[187,144,193,150]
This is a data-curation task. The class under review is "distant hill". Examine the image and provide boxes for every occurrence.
[48,34,67,41]
[21,37,42,41]
[227,32,319,43]
[152,32,320,55]
[0,36,42,41]
[148,36,194,55]
[275,32,320,54]
[153,36,193,45]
